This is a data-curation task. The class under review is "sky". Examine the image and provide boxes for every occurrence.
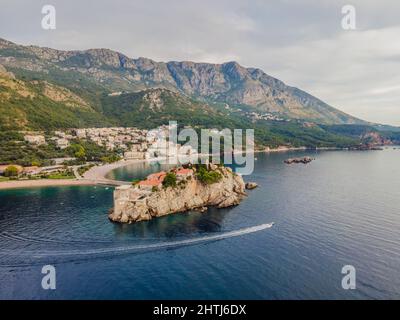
[0,0,400,125]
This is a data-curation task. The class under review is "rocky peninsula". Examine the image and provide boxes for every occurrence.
[109,164,247,224]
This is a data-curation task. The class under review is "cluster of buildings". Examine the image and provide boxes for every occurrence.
[72,127,149,155]
[22,124,198,161]
[245,111,288,122]
[23,132,70,149]
[24,134,46,146]
[222,104,289,122]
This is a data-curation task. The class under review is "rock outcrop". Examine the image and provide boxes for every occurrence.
[245,182,258,190]
[109,166,247,224]
[284,156,314,164]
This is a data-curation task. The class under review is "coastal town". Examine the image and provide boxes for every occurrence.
[0,124,198,185]
[1,120,388,189]
[24,126,164,159]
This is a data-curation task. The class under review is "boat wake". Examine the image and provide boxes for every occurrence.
[0,231,161,244]
[0,223,274,263]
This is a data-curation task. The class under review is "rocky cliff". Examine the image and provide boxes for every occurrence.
[109,166,247,224]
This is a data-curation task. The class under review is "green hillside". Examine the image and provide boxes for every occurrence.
[100,89,246,129]
[0,68,111,130]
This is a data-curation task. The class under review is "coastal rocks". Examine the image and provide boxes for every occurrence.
[245,182,258,190]
[360,132,392,146]
[109,166,247,224]
[284,156,314,164]
[348,145,384,151]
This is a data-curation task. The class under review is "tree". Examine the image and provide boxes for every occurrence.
[101,154,121,164]
[195,165,222,184]
[31,160,41,167]
[68,143,86,160]
[162,172,177,188]
[4,165,19,177]
[73,145,86,161]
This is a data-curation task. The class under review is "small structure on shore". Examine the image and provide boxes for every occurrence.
[284,156,314,164]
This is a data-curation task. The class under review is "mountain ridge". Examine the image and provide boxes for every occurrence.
[0,37,364,125]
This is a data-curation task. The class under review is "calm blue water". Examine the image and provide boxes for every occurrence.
[1,148,399,299]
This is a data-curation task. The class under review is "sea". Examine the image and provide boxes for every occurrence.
[0,148,399,299]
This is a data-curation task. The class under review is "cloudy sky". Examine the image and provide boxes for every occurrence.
[1,0,400,125]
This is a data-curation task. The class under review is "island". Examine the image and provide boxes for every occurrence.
[109,163,247,224]
[284,156,314,164]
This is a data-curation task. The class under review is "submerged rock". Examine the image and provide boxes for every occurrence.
[245,182,258,190]
[109,165,247,224]
[194,206,208,213]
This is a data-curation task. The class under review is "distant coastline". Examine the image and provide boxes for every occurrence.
[0,146,380,190]
[0,147,330,190]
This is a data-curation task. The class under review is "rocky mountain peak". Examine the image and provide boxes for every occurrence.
[0,37,365,124]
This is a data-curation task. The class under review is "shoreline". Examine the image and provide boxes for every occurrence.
[1,146,384,190]
[0,147,326,190]
[83,158,151,181]
[0,179,96,190]
[82,147,312,182]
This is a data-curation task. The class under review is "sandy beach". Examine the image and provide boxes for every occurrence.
[83,159,147,181]
[0,159,147,190]
[0,179,96,190]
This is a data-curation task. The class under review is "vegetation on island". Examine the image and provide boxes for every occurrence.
[162,172,177,189]
[132,179,140,186]
[195,164,222,185]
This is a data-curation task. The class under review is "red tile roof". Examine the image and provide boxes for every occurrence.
[176,168,193,175]
[138,171,167,187]
[147,171,166,181]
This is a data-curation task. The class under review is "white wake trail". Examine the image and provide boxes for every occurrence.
[11,223,274,259]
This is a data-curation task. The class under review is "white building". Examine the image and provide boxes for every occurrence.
[56,138,70,149]
[24,134,46,146]
[124,151,145,160]
[74,129,87,139]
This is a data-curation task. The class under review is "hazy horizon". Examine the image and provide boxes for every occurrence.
[1,0,399,126]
